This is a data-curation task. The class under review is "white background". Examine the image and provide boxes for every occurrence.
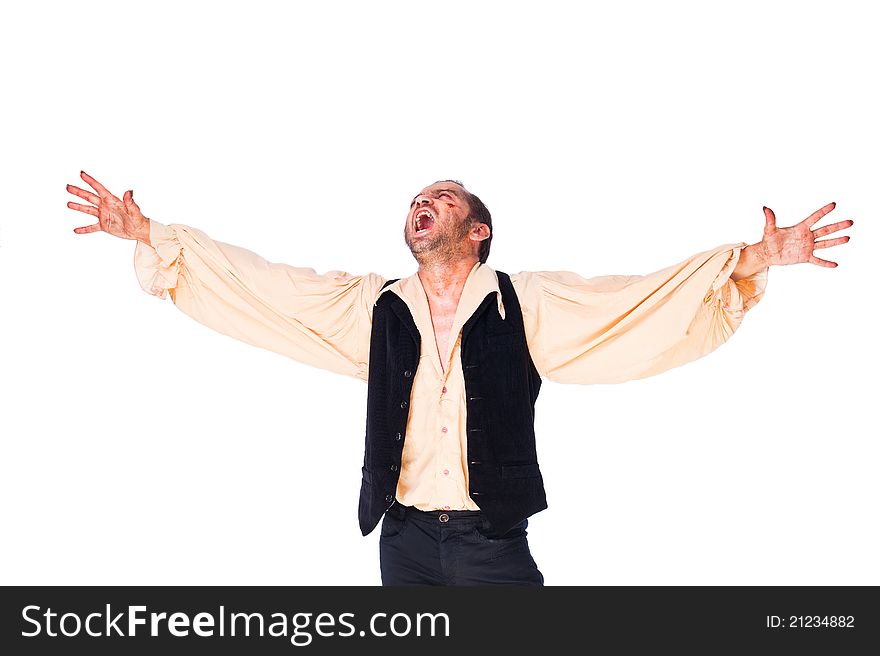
[1,1,876,585]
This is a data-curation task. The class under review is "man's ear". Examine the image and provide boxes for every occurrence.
[470,223,491,242]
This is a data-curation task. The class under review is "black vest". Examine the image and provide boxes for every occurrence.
[358,270,547,536]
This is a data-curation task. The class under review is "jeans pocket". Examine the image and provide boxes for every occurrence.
[471,520,529,561]
[379,510,408,541]
[473,519,528,542]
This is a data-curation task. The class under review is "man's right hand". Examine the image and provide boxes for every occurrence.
[67,170,151,243]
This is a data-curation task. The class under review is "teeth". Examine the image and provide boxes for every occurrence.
[415,210,434,232]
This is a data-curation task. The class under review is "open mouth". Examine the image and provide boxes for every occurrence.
[414,209,435,234]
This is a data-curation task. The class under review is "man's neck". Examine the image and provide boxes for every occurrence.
[417,257,480,305]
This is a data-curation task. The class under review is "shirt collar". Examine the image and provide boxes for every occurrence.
[377,261,506,322]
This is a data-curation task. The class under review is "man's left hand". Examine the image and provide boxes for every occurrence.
[761,202,853,268]
[732,202,854,280]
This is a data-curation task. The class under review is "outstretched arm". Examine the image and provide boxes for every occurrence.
[513,203,853,385]
[66,171,385,381]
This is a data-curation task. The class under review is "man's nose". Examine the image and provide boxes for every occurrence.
[415,196,432,207]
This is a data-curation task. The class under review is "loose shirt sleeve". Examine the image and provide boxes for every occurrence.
[512,243,768,384]
[133,219,386,381]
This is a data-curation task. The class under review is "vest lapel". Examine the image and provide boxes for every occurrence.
[388,293,421,347]
[461,292,498,346]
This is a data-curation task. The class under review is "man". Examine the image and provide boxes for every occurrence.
[66,171,853,585]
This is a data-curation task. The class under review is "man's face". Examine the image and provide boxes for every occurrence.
[404,182,475,262]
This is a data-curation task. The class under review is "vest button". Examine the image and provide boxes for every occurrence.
[395,432,402,441]
[390,464,398,472]
[385,494,394,503]
[403,369,413,378]
[400,400,408,409]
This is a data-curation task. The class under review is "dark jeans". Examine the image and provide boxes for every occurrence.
[379,503,544,586]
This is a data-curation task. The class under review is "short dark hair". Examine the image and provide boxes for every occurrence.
[436,180,493,264]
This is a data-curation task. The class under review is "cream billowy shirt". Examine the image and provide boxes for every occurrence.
[134,220,768,512]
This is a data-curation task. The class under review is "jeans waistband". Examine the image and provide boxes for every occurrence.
[389,503,484,524]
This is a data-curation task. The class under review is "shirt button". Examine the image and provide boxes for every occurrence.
[439,513,449,523]
[403,370,413,378]
[441,426,448,433]
[442,386,447,394]
[400,400,408,409]
[390,464,398,472]
[384,494,394,503]
[442,469,449,476]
